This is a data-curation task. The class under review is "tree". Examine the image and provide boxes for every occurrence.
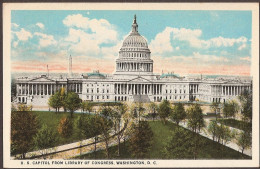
[236,130,252,155]
[58,116,73,138]
[221,126,235,146]
[158,100,172,124]
[222,100,239,119]
[97,117,113,158]
[48,91,62,112]
[187,103,205,133]
[81,101,93,114]
[147,102,158,121]
[17,103,33,111]
[162,127,193,159]
[239,90,252,123]
[129,121,153,158]
[208,120,218,141]
[60,87,67,112]
[170,102,186,125]
[112,103,128,156]
[11,111,39,158]
[64,92,82,117]
[210,102,220,120]
[33,124,58,159]
[130,103,145,123]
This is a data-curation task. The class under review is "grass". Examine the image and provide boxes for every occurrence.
[76,121,250,159]
[13,111,94,152]
[217,118,252,131]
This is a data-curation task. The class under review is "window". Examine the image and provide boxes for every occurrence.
[166,90,167,94]
[175,89,177,93]
[91,89,93,93]
[97,96,99,99]
[97,88,99,93]
[170,90,172,93]
[180,96,182,99]
[87,96,89,99]
[184,90,186,93]
[107,96,109,99]
[107,90,109,93]
[87,89,89,93]
[103,89,104,93]
[102,96,104,99]
[180,89,182,93]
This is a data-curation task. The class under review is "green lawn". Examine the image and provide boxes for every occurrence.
[217,118,252,131]
[77,121,250,159]
[12,111,94,153]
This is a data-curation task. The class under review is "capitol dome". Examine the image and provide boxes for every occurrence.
[122,32,148,48]
[115,15,153,75]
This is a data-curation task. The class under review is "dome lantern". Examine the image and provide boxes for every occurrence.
[131,14,138,34]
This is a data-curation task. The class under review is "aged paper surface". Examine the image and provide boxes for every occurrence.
[3,2,259,168]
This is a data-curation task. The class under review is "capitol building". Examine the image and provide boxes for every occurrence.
[14,15,252,106]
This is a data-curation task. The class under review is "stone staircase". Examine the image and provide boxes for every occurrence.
[132,95,150,103]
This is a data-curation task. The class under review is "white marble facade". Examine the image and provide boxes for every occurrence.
[14,15,252,105]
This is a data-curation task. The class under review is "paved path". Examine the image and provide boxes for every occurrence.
[177,119,252,156]
[12,121,129,160]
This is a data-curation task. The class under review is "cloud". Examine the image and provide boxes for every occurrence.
[36,22,44,29]
[149,27,174,54]
[15,28,32,41]
[34,32,57,47]
[149,27,249,55]
[238,43,246,50]
[152,53,250,76]
[239,56,250,62]
[11,23,19,28]
[13,41,19,48]
[62,14,119,57]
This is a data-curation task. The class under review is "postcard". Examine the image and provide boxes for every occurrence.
[3,2,259,168]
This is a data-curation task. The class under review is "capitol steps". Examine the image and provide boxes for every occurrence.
[132,95,150,103]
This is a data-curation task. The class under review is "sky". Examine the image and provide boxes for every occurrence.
[11,10,252,76]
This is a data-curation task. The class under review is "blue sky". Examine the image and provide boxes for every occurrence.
[11,10,252,75]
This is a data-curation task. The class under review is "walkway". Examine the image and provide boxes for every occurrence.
[12,121,129,160]
[176,119,252,156]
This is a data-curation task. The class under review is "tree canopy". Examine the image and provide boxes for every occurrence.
[64,92,82,117]
[187,103,204,133]
[222,100,239,118]
[11,111,39,158]
[129,121,153,158]
[170,102,186,125]
[158,100,172,124]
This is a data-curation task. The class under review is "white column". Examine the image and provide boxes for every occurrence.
[47,84,49,95]
[43,84,45,95]
[26,84,30,95]
[127,84,129,94]
[32,84,34,95]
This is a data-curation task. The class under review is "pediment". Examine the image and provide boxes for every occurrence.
[128,76,152,83]
[29,76,55,82]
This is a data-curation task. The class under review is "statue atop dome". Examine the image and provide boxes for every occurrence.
[131,14,138,34]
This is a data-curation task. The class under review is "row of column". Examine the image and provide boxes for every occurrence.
[222,85,250,96]
[68,83,82,93]
[116,62,153,72]
[16,83,83,96]
[114,83,162,95]
[120,52,149,58]
[189,84,198,94]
